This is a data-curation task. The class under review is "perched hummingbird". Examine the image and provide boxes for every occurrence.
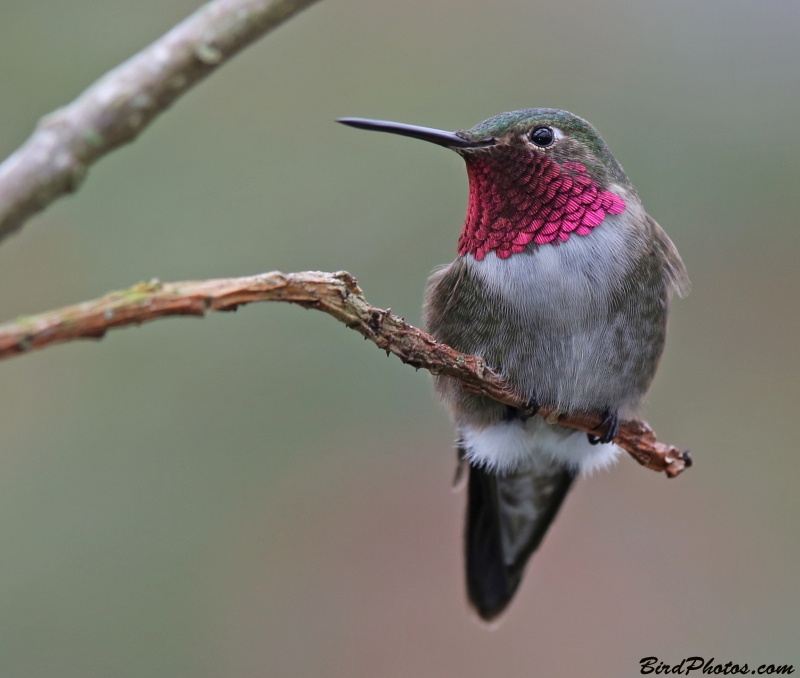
[339,110,689,621]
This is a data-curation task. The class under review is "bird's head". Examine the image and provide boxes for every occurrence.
[339,109,631,261]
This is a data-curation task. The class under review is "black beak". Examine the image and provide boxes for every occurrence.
[337,118,495,149]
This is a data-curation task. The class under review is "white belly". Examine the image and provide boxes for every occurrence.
[460,417,621,475]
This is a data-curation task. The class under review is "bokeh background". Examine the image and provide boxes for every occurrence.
[0,0,798,675]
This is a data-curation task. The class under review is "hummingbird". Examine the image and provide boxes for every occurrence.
[339,110,689,621]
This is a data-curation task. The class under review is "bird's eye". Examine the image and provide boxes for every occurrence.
[529,127,555,147]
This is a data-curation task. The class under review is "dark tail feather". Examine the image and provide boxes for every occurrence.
[465,458,576,621]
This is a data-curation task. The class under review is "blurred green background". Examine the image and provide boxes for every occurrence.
[0,0,798,675]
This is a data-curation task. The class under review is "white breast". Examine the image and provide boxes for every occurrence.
[464,195,646,328]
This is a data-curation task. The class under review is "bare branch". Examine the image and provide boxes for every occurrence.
[0,270,691,478]
[0,0,321,242]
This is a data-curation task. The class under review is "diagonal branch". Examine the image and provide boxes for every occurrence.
[0,0,321,242]
[0,270,691,478]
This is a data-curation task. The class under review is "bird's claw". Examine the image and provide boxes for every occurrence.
[522,395,540,419]
[505,396,540,423]
[587,411,619,445]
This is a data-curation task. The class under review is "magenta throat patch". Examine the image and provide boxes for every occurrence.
[457,150,626,260]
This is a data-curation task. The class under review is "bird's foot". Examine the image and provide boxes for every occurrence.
[587,410,619,445]
[505,395,540,423]
[523,395,541,419]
